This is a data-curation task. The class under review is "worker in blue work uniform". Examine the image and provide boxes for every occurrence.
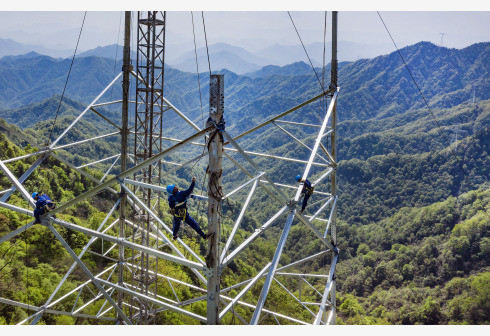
[32,192,56,223]
[296,175,314,213]
[167,176,212,240]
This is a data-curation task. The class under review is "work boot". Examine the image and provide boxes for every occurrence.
[173,235,178,240]
[203,233,214,240]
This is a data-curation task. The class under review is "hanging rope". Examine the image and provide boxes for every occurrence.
[191,11,205,129]
[48,11,87,144]
[376,11,479,195]
[201,12,212,76]
[287,11,325,92]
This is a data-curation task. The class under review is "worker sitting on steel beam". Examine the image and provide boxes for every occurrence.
[296,175,314,214]
[167,176,212,241]
[32,192,56,223]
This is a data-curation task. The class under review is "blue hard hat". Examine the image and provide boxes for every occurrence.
[32,192,38,199]
[166,184,175,194]
[295,175,301,182]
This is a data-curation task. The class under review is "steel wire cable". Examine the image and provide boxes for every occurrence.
[376,11,479,195]
[191,11,205,129]
[287,12,325,93]
[201,12,212,76]
[48,12,87,144]
[108,11,124,113]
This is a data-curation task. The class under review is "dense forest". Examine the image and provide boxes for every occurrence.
[0,41,489,325]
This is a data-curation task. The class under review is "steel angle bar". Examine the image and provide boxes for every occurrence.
[0,297,116,322]
[324,196,338,239]
[312,168,334,187]
[53,131,120,150]
[125,262,206,293]
[77,154,120,169]
[229,88,335,144]
[50,72,123,148]
[123,178,167,193]
[0,160,35,208]
[100,155,120,182]
[97,279,207,323]
[300,276,323,297]
[130,70,201,132]
[2,148,51,164]
[221,205,288,267]
[223,146,330,167]
[0,220,36,244]
[250,209,295,324]
[314,253,338,325]
[48,126,212,218]
[222,131,290,202]
[259,180,331,197]
[46,223,132,324]
[295,211,335,251]
[322,129,334,138]
[273,277,316,318]
[223,172,265,199]
[274,120,323,128]
[305,216,329,223]
[276,250,330,272]
[272,121,330,164]
[1,155,46,202]
[49,217,205,271]
[121,184,207,271]
[124,282,178,305]
[92,100,123,107]
[219,262,271,320]
[31,201,120,324]
[275,272,329,279]
[89,107,122,130]
[221,179,258,263]
[17,264,118,325]
[309,197,334,222]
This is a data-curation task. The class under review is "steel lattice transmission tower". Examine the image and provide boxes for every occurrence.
[0,11,341,326]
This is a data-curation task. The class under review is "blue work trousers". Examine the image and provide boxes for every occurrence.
[172,213,205,238]
[301,192,311,212]
[34,208,45,222]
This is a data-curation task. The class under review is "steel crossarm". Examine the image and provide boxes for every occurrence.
[221,205,288,267]
[220,178,259,263]
[46,126,212,218]
[29,200,121,325]
[274,120,322,128]
[130,69,201,132]
[0,159,35,208]
[275,272,329,278]
[52,131,121,150]
[272,121,330,164]
[0,155,46,202]
[46,223,132,324]
[314,252,338,325]
[0,297,116,322]
[97,279,207,323]
[219,262,271,320]
[258,180,331,196]
[228,87,334,144]
[49,72,123,148]
[250,209,296,324]
[49,217,205,271]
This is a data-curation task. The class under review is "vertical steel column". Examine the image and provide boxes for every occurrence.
[118,10,131,324]
[132,10,166,324]
[330,11,339,325]
[206,74,224,324]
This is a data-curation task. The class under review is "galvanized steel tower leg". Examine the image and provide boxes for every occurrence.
[118,10,132,324]
[206,74,224,324]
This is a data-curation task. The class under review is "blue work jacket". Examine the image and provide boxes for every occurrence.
[168,181,195,213]
[301,179,313,195]
[35,194,52,209]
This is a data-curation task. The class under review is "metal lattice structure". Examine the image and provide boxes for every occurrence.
[0,11,340,325]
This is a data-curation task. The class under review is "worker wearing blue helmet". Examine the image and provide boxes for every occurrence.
[32,192,56,223]
[295,175,314,213]
[167,176,212,240]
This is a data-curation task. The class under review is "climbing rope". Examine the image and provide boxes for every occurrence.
[48,11,87,145]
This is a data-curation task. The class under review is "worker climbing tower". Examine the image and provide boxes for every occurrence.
[0,11,340,325]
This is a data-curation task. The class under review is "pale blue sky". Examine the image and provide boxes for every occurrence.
[0,11,488,58]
